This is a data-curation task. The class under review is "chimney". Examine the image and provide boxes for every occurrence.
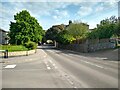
[69,20,72,25]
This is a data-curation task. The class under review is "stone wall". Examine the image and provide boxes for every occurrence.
[57,43,87,53]
[0,49,36,58]
[57,38,116,53]
[87,39,116,52]
[87,42,115,52]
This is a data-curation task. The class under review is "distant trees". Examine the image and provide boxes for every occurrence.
[88,16,119,39]
[67,21,89,40]
[45,24,65,42]
[45,25,63,41]
[114,17,120,37]
[9,10,44,45]
[45,16,119,45]
[45,21,88,44]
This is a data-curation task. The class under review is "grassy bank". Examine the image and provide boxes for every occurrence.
[0,45,28,52]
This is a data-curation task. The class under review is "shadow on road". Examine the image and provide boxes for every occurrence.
[38,45,119,61]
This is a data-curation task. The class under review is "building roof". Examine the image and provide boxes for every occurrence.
[0,28,8,33]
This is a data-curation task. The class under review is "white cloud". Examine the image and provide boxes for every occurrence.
[0,1,118,31]
[102,1,117,8]
[95,6,104,12]
[0,2,72,30]
[1,2,70,17]
[75,2,99,17]
[53,16,58,19]
[77,6,92,16]
[53,10,69,20]
[1,0,120,2]
[76,1,118,17]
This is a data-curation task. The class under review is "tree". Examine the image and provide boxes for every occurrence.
[9,10,43,45]
[114,17,120,37]
[88,16,118,39]
[87,28,99,39]
[56,30,75,44]
[45,21,89,44]
[45,25,64,41]
[66,21,88,40]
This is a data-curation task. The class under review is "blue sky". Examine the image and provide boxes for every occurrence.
[0,0,119,31]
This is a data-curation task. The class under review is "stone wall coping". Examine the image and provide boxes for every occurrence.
[0,49,36,58]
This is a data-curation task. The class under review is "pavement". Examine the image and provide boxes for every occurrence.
[1,49,73,88]
[1,45,119,88]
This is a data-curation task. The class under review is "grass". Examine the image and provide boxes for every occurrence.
[0,45,28,52]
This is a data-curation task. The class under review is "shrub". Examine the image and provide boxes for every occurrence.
[56,31,75,45]
[24,41,37,50]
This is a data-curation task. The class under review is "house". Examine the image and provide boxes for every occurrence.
[0,28,9,44]
[89,28,95,32]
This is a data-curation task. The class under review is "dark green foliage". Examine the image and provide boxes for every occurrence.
[88,16,119,39]
[114,20,120,37]
[45,24,75,45]
[45,22,88,45]
[87,29,98,39]
[9,10,44,45]
[67,22,88,39]
[46,16,119,45]
[45,25,64,41]
[24,41,37,50]
[56,30,75,44]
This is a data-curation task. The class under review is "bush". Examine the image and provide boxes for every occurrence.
[24,41,37,50]
[56,31,75,45]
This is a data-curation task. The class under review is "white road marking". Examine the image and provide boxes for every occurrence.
[81,60,105,69]
[47,67,51,70]
[65,75,74,85]
[5,65,16,68]
[46,64,49,67]
[44,60,51,70]
[54,50,106,70]
[53,63,56,66]
[49,60,52,63]
[109,61,118,64]
[96,57,118,64]
[55,66,58,69]
[96,57,108,60]
[44,55,47,58]
[48,59,58,69]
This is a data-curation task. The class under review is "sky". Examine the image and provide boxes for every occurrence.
[0,0,119,31]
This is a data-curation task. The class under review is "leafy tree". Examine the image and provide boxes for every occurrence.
[66,21,88,40]
[114,17,120,37]
[9,10,43,45]
[87,28,98,39]
[56,30,75,44]
[45,21,88,44]
[45,25,64,41]
[88,16,118,39]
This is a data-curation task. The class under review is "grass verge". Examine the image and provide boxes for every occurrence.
[0,45,28,52]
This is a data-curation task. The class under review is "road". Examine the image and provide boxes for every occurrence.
[1,45,119,88]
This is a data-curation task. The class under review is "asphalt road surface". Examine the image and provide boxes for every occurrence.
[1,45,119,88]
